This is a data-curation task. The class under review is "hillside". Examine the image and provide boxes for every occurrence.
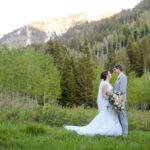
[0,26,47,49]
[0,10,117,49]
[60,0,150,56]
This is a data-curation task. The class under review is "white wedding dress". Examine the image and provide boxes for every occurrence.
[64,80,122,136]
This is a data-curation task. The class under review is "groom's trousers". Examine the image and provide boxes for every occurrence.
[118,108,128,136]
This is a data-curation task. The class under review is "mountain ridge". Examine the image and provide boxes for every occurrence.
[29,10,119,34]
[0,10,119,48]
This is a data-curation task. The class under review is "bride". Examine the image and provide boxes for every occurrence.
[64,70,122,136]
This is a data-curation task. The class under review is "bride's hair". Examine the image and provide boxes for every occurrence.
[101,70,109,80]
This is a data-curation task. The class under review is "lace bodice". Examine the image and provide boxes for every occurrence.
[102,81,113,109]
[103,81,113,92]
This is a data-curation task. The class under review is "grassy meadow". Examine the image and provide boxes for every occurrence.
[0,102,150,150]
[0,121,150,150]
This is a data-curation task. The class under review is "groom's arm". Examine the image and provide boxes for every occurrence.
[119,76,127,95]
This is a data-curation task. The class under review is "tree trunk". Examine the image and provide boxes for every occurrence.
[44,92,46,106]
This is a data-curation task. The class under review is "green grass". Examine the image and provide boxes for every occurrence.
[1,105,150,131]
[0,101,150,150]
[0,121,150,150]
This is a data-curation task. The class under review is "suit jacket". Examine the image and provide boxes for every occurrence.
[114,73,127,104]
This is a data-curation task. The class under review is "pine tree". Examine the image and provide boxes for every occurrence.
[145,40,150,71]
[126,37,134,70]
[104,45,116,72]
[138,38,150,73]
[45,40,55,56]
[125,53,132,75]
[46,40,63,72]
[76,40,95,107]
[134,30,138,41]
[53,41,63,71]
[126,37,144,77]
[135,41,144,76]
[68,55,78,106]
[59,55,77,107]
[67,66,77,107]
[144,24,149,36]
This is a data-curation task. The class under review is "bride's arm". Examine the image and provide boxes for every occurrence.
[102,84,108,99]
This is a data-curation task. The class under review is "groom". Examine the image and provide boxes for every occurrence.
[113,64,128,136]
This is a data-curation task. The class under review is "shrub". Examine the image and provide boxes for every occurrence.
[23,123,47,135]
[0,100,150,131]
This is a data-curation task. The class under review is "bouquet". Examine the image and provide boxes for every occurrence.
[107,91,124,112]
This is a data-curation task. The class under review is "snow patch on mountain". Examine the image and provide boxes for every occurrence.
[16,30,21,35]
[24,27,31,47]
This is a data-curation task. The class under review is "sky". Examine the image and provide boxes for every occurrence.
[0,0,142,34]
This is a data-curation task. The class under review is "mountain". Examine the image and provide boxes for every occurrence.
[0,10,119,49]
[29,10,118,36]
[0,26,47,49]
